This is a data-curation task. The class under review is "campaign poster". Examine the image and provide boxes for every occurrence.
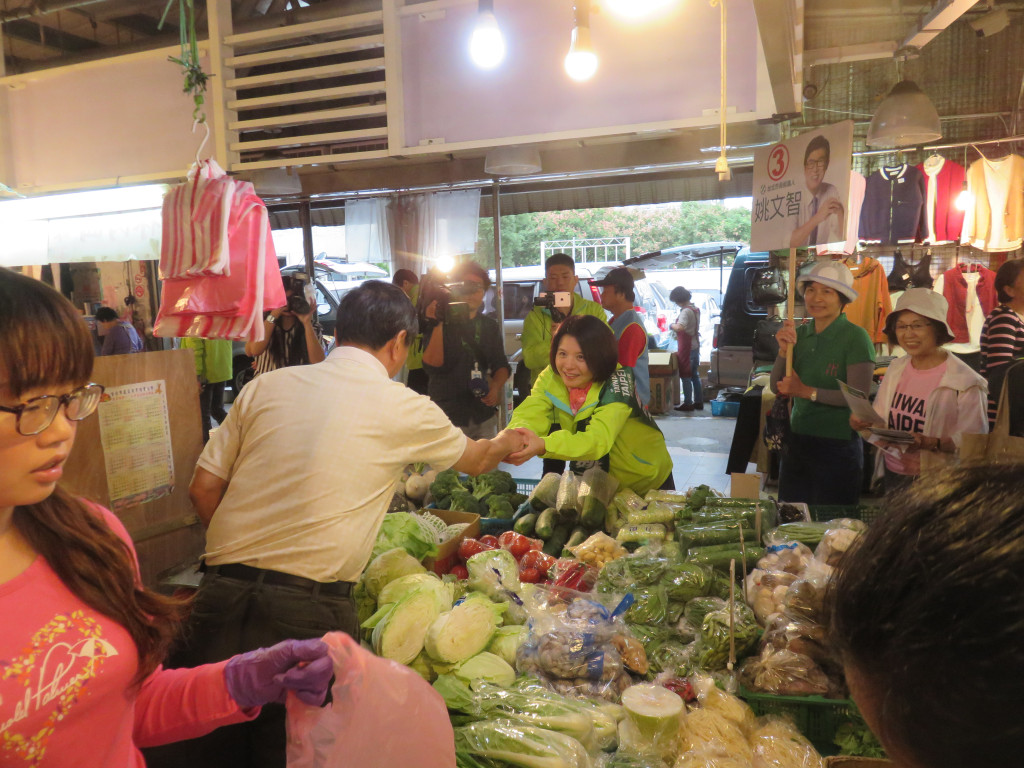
[751,121,854,252]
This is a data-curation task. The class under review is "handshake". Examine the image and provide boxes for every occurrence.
[496,427,545,466]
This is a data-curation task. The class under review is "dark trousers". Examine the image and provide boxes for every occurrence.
[407,367,429,395]
[779,431,863,506]
[142,571,358,768]
[199,381,228,442]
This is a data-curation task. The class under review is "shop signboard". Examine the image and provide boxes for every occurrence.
[750,121,854,252]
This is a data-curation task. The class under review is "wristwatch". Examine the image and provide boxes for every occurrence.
[809,388,818,403]
[266,314,278,324]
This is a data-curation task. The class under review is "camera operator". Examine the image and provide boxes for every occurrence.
[422,262,510,439]
[245,273,326,378]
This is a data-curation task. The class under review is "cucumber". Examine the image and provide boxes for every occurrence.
[542,524,571,557]
[513,512,538,536]
[535,507,557,539]
[676,522,750,549]
[556,506,580,529]
[580,497,606,530]
[687,546,765,572]
[566,526,588,549]
[702,498,762,508]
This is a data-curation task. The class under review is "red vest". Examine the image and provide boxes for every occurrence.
[941,264,997,343]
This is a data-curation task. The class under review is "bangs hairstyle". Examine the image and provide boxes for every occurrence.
[883,311,954,347]
[798,279,852,307]
[550,314,618,383]
[336,280,418,349]
[0,268,93,397]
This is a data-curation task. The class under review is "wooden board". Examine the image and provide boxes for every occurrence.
[62,349,205,586]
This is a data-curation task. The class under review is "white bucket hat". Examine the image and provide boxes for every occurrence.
[889,287,954,338]
[796,260,859,303]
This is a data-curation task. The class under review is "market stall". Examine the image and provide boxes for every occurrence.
[329,469,886,768]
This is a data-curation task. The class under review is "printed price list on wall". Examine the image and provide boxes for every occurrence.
[97,380,175,511]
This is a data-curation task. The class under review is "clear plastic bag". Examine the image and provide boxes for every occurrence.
[781,560,833,625]
[749,716,824,768]
[738,646,833,697]
[569,532,629,570]
[578,467,620,530]
[286,631,454,768]
[814,525,864,567]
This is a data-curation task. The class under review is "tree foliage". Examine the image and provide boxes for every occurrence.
[474,201,751,269]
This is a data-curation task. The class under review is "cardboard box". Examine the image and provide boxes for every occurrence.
[421,509,481,574]
[730,472,762,499]
[648,351,678,376]
[649,375,676,414]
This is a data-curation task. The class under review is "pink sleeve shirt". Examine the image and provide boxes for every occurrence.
[0,505,255,767]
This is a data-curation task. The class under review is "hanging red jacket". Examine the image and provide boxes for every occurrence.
[940,263,998,344]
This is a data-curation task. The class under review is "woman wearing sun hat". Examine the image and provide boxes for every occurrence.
[850,288,988,493]
[771,260,876,505]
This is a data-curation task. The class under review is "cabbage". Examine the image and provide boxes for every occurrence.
[452,652,517,688]
[371,588,444,664]
[409,651,438,683]
[378,572,454,611]
[370,512,439,562]
[425,594,504,663]
[467,548,521,599]
[620,683,684,760]
[487,625,528,666]
[362,547,427,600]
[434,673,479,713]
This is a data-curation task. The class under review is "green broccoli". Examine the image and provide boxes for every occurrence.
[485,496,515,519]
[507,492,528,509]
[448,490,485,515]
[430,468,466,508]
[470,470,516,500]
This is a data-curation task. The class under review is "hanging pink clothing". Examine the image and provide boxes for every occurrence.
[161,159,235,278]
[917,155,966,243]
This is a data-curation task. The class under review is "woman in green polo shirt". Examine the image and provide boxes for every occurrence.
[506,314,673,496]
[771,261,875,505]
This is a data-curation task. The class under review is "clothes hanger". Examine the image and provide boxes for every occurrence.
[193,118,211,167]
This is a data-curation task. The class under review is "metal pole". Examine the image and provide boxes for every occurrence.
[491,182,511,428]
[299,201,315,277]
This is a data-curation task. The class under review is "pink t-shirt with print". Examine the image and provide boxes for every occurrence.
[884,361,946,476]
[0,504,254,767]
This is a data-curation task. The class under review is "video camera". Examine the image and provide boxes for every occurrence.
[283,272,314,315]
[533,291,573,320]
[416,268,473,326]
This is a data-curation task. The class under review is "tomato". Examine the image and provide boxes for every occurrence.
[499,531,535,560]
[458,538,493,562]
[519,566,542,583]
[519,549,555,577]
[449,564,469,580]
[479,534,500,549]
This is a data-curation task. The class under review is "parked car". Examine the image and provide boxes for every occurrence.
[707,247,770,388]
[282,258,388,282]
[230,265,354,392]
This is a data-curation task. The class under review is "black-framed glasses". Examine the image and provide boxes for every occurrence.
[0,383,105,436]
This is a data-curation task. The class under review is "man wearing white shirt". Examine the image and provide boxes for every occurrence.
[791,135,845,248]
[160,280,524,768]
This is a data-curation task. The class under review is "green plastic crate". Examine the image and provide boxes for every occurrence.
[515,477,539,495]
[739,687,861,756]
[808,504,880,524]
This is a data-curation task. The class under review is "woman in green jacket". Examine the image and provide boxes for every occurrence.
[507,315,674,495]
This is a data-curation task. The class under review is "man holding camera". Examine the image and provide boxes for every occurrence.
[422,261,510,439]
[245,273,326,378]
[521,253,608,387]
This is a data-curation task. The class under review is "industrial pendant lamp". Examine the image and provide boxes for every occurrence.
[469,0,506,70]
[866,79,942,148]
[564,1,598,82]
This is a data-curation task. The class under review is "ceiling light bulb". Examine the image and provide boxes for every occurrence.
[564,25,598,81]
[955,182,973,212]
[469,7,505,69]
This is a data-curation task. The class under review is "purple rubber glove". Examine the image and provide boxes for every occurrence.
[224,638,333,708]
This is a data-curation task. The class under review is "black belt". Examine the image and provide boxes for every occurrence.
[204,562,355,597]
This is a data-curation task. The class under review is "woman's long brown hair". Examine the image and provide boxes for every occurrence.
[1,268,183,683]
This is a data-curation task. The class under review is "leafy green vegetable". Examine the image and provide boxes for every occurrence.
[834,719,887,758]
[450,490,486,515]
[528,473,562,512]
[683,596,726,628]
[362,547,427,601]
[698,603,760,670]
[467,548,521,599]
[371,588,445,664]
[595,552,668,593]
[425,593,503,663]
[624,587,668,625]
[660,561,713,602]
[452,652,517,688]
[436,673,478,713]
[370,512,439,562]
[453,719,591,768]
[377,572,454,610]
[471,470,516,499]
[431,468,467,508]
[487,625,528,666]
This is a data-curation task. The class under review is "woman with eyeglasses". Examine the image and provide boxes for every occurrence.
[849,288,988,494]
[0,268,333,767]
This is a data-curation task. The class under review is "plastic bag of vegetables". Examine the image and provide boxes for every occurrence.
[526,472,562,513]
[569,532,628,570]
[698,602,760,670]
[577,466,619,531]
[617,683,684,765]
[453,719,592,768]
[678,708,751,761]
[691,674,757,734]
[749,717,824,768]
[781,559,833,624]
[814,523,864,567]
[467,548,522,600]
[738,646,833,697]
[595,551,668,594]
[623,587,668,626]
